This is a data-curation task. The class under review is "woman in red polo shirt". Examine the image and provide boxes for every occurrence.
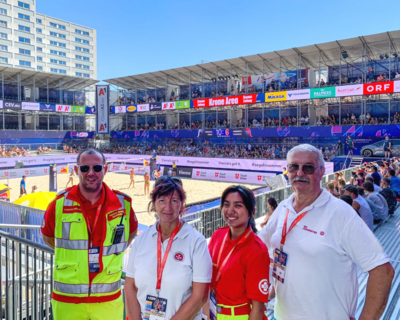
[208,186,270,320]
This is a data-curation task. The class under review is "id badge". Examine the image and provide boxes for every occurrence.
[89,247,100,273]
[144,295,168,320]
[209,292,217,320]
[272,248,287,283]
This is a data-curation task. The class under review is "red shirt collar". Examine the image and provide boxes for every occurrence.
[65,182,122,212]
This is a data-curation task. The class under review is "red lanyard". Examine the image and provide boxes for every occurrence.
[214,228,252,286]
[156,220,182,295]
[281,209,308,249]
[85,204,102,248]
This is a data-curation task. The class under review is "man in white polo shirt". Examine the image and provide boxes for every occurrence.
[258,144,394,320]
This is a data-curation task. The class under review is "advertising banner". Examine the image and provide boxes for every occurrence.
[126,105,137,113]
[107,163,149,176]
[22,102,40,111]
[112,106,125,114]
[96,85,110,134]
[71,105,86,113]
[286,89,310,101]
[191,168,276,185]
[162,102,176,110]
[265,91,287,102]
[335,84,363,97]
[0,167,50,179]
[0,100,3,109]
[175,100,190,109]
[150,103,162,111]
[56,105,71,112]
[394,80,400,93]
[40,103,56,112]
[86,106,95,114]
[4,101,21,110]
[363,81,393,95]
[162,166,193,178]
[137,104,150,112]
[193,94,262,108]
[310,87,336,99]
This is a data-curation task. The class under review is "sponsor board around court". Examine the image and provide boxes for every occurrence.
[310,87,336,99]
[126,105,137,113]
[0,167,49,179]
[22,102,40,111]
[265,91,287,102]
[191,168,276,185]
[335,84,363,97]
[162,166,193,178]
[286,89,310,100]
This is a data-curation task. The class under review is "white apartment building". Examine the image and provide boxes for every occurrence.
[0,0,97,80]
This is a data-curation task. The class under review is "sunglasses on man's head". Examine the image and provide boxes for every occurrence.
[155,176,182,186]
[79,165,104,173]
[288,164,317,174]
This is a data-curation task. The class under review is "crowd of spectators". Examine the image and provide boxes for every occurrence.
[0,146,30,157]
[99,140,338,161]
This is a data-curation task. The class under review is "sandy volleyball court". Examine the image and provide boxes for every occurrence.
[3,172,260,226]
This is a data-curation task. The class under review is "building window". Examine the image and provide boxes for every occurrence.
[0,20,7,27]
[59,51,66,56]
[50,68,57,73]
[18,1,30,9]
[83,40,89,44]
[50,22,57,27]
[19,36,30,43]
[50,49,57,54]
[19,48,30,55]
[50,31,57,36]
[37,66,43,70]
[18,13,30,21]
[83,65,89,70]
[19,60,31,67]
[37,37,42,43]
[50,59,57,63]
[75,38,82,43]
[76,63,82,68]
[76,72,82,76]
[18,25,30,32]
[59,61,66,65]
[0,9,7,15]
[76,55,89,61]
[0,0,6,3]
[1,57,8,63]
[37,47,43,52]
[36,28,42,33]
[0,45,7,51]
[58,25,65,30]
[75,46,82,51]
[83,48,89,53]
[1,33,7,39]
[50,41,57,46]
[59,43,66,48]
[59,34,66,39]
[37,56,42,61]
[36,18,42,24]
[59,70,66,74]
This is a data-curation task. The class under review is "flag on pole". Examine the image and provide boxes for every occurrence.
[143,160,150,166]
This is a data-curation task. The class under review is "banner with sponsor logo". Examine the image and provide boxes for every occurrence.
[310,87,336,99]
[394,80,400,93]
[71,105,86,114]
[22,102,40,111]
[86,106,95,114]
[265,91,287,102]
[137,104,150,112]
[4,101,21,110]
[56,105,71,112]
[107,163,149,175]
[287,89,310,100]
[40,103,56,112]
[363,81,393,95]
[150,103,162,111]
[126,105,137,113]
[175,100,190,109]
[191,168,276,185]
[0,100,3,109]
[193,94,263,108]
[162,166,193,178]
[0,167,49,179]
[96,85,110,134]
[162,102,176,110]
[335,84,363,97]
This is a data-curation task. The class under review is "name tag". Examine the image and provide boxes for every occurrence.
[144,295,168,320]
[89,247,100,273]
[272,248,287,283]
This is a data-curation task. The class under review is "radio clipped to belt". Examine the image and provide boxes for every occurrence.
[112,211,125,248]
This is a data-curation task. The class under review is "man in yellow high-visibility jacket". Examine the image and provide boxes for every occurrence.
[41,149,138,320]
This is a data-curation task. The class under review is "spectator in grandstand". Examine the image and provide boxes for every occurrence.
[368,66,374,80]
[377,74,384,82]
[258,144,393,320]
[362,182,388,223]
[389,168,400,197]
[20,175,26,198]
[395,71,400,79]
[343,185,374,231]
[355,77,362,84]
[371,165,382,186]
[125,176,211,320]
[380,177,397,215]
[338,178,347,195]
[357,186,382,224]
[41,149,138,320]
[207,186,269,319]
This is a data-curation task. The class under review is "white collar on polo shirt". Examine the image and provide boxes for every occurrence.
[150,221,191,240]
[283,188,331,214]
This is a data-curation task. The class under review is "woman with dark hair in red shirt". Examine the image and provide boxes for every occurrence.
[207,185,270,320]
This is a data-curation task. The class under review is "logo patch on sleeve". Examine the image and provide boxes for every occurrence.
[108,210,125,221]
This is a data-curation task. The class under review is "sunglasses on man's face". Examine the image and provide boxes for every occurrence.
[79,165,104,173]
[288,164,317,174]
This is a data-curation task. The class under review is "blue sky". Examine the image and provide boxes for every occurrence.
[38,0,400,82]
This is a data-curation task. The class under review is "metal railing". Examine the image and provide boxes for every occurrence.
[0,230,54,320]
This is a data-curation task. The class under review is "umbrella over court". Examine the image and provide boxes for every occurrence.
[0,183,10,194]
[13,191,57,211]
